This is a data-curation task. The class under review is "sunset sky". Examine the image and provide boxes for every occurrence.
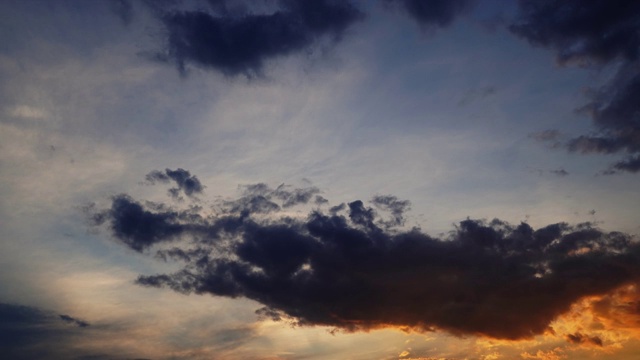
[1,1,640,359]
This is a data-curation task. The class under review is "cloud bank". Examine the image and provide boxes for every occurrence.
[90,170,640,340]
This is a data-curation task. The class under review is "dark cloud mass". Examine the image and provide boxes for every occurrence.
[386,0,473,29]
[154,0,362,76]
[91,173,640,340]
[512,0,640,173]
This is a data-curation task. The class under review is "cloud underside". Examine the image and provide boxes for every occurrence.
[385,0,473,28]
[91,173,640,340]
[512,0,640,173]
[155,0,362,76]
[145,0,475,76]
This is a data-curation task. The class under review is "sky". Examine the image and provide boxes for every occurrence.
[1,0,640,359]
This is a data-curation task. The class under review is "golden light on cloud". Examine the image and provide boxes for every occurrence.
[520,348,566,360]
[548,284,640,349]
[432,283,640,360]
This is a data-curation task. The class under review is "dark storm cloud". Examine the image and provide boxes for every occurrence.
[0,303,90,359]
[511,0,640,173]
[153,0,362,76]
[146,168,204,198]
[385,0,473,29]
[91,175,640,340]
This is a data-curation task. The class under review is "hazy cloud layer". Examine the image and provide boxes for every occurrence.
[512,0,640,173]
[150,0,362,76]
[91,172,640,340]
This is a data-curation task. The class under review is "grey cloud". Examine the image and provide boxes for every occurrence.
[223,182,321,215]
[59,314,90,328]
[92,174,640,340]
[602,155,640,175]
[510,0,640,66]
[108,0,134,26]
[385,0,474,29]
[329,203,345,214]
[371,195,411,227]
[0,303,90,360]
[90,194,199,252]
[511,0,640,173]
[314,195,329,205]
[211,326,260,351]
[549,168,569,177]
[273,183,321,208]
[146,168,204,199]
[457,86,497,107]
[529,129,562,143]
[151,0,363,76]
